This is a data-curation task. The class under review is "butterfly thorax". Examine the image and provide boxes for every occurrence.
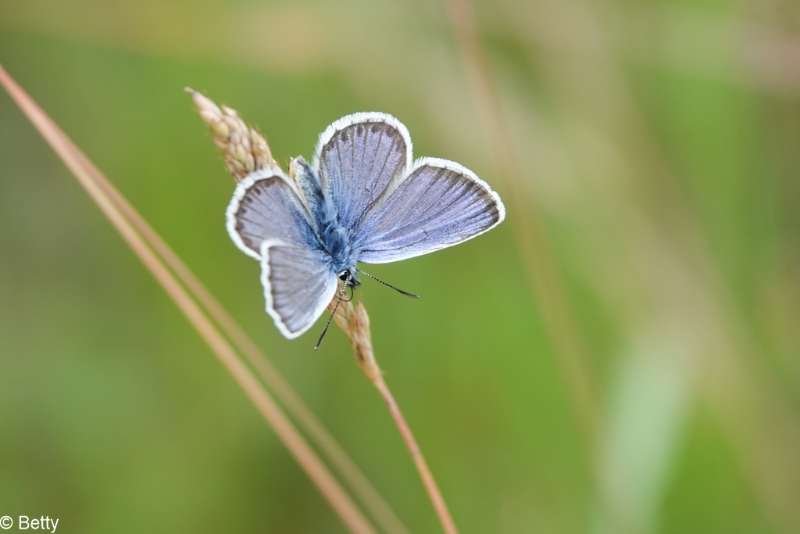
[291,157,360,288]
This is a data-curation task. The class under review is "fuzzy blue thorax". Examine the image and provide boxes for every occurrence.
[291,157,360,287]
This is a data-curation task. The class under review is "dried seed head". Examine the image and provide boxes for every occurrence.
[328,295,380,383]
[186,87,278,181]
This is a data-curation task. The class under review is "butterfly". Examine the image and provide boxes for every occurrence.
[225,112,505,345]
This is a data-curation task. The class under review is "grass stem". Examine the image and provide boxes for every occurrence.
[329,299,459,534]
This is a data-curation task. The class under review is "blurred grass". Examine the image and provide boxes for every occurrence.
[2,0,800,533]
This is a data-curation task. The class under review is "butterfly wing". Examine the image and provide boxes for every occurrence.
[312,112,412,233]
[226,168,315,260]
[355,157,505,263]
[227,169,336,338]
[260,239,338,338]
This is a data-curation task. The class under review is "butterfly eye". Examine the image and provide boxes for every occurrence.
[338,271,350,282]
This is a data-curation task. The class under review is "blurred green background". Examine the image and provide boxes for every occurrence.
[1,0,799,532]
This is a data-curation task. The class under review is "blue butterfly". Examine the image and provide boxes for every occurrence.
[226,112,505,343]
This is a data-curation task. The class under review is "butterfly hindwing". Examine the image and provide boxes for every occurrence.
[313,113,412,234]
[260,239,338,338]
[355,157,505,264]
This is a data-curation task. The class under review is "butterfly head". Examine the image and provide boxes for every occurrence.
[338,268,360,289]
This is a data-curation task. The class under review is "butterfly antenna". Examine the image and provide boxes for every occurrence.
[357,269,419,298]
[315,289,344,350]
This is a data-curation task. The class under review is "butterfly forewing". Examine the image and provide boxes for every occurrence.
[260,240,338,338]
[226,170,315,259]
[356,158,505,264]
[314,113,412,233]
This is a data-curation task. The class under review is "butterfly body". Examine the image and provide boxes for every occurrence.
[291,157,361,288]
[226,112,505,339]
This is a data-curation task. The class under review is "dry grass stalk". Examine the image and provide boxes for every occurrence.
[0,63,376,534]
[189,89,459,534]
[329,297,460,534]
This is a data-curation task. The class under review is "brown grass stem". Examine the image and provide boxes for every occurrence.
[328,299,460,534]
[0,63,376,534]
[442,0,602,450]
